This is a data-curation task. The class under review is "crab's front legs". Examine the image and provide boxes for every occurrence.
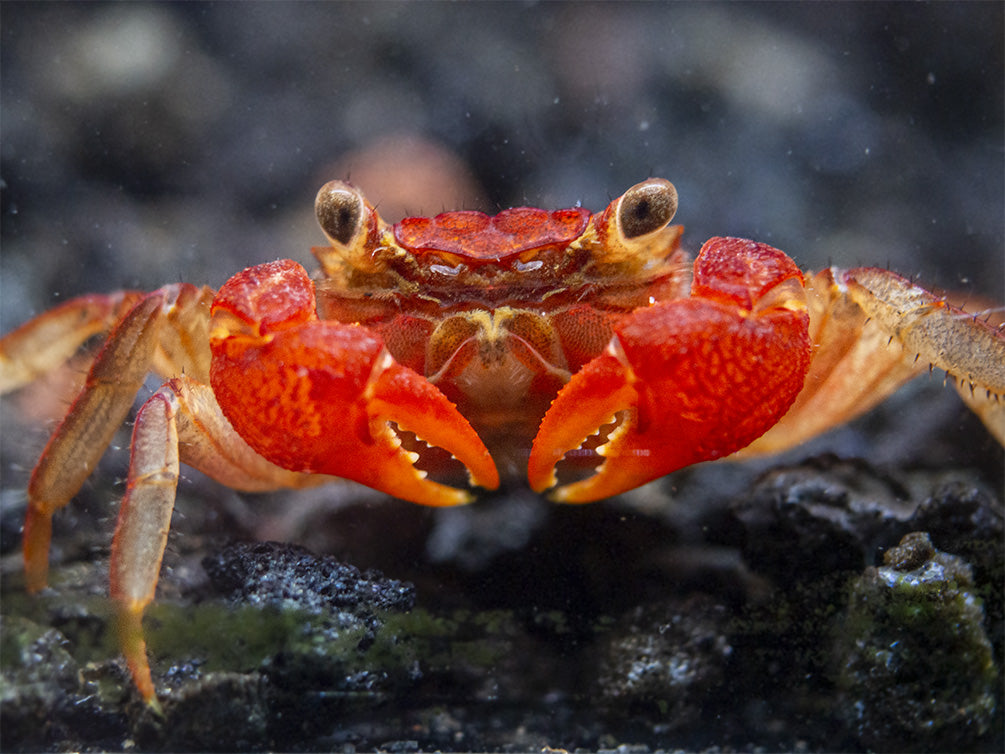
[110,375,328,703]
[20,285,213,592]
[528,238,812,502]
[209,260,499,505]
[110,380,182,705]
[0,291,145,393]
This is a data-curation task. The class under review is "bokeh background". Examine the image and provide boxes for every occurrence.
[2,1,1002,327]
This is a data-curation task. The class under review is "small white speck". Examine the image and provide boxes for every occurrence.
[430,263,465,276]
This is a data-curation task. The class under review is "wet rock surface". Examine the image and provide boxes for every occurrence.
[834,532,998,752]
[2,457,1001,751]
[729,455,920,581]
[594,596,733,731]
[202,540,415,614]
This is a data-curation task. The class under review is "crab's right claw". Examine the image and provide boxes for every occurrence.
[528,238,812,503]
[210,260,498,505]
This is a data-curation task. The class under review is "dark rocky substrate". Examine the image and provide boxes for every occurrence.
[2,451,1001,752]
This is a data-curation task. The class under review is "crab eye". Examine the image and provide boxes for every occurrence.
[315,180,364,246]
[617,179,678,239]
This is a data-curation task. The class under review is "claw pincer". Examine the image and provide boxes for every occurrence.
[209,260,498,505]
[528,238,812,502]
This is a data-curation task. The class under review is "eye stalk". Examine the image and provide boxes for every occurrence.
[617,178,678,240]
[315,180,365,247]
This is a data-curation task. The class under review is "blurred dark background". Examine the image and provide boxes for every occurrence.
[2,2,1002,331]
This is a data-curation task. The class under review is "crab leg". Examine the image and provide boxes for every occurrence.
[210,260,499,505]
[110,381,179,704]
[738,268,1005,455]
[843,267,1005,443]
[20,285,213,593]
[528,238,812,502]
[0,291,145,394]
[110,376,323,702]
[23,295,165,592]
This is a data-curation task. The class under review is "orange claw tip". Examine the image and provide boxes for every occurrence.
[527,351,638,501]
[532,409,671,505]
[368,353,500,500]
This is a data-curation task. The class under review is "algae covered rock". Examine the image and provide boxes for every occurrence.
[0,614,128,750]
[594,595,732,729]
[834,532,997,751]
[130,541,422,750]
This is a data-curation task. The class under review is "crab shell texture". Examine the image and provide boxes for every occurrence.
[2,178,1003,704]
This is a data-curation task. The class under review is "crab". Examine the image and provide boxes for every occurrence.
[1,177,1003,704]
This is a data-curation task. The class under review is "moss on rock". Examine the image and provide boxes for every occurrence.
[834,532,997,751]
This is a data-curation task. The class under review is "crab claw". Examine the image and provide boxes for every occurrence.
[528,238,812,502]
[210,260,498,505]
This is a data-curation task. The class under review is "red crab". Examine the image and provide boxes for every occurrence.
[2,178,1002,703]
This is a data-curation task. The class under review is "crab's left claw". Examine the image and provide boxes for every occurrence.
[211,260,498,505]
[528,238,812,502]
